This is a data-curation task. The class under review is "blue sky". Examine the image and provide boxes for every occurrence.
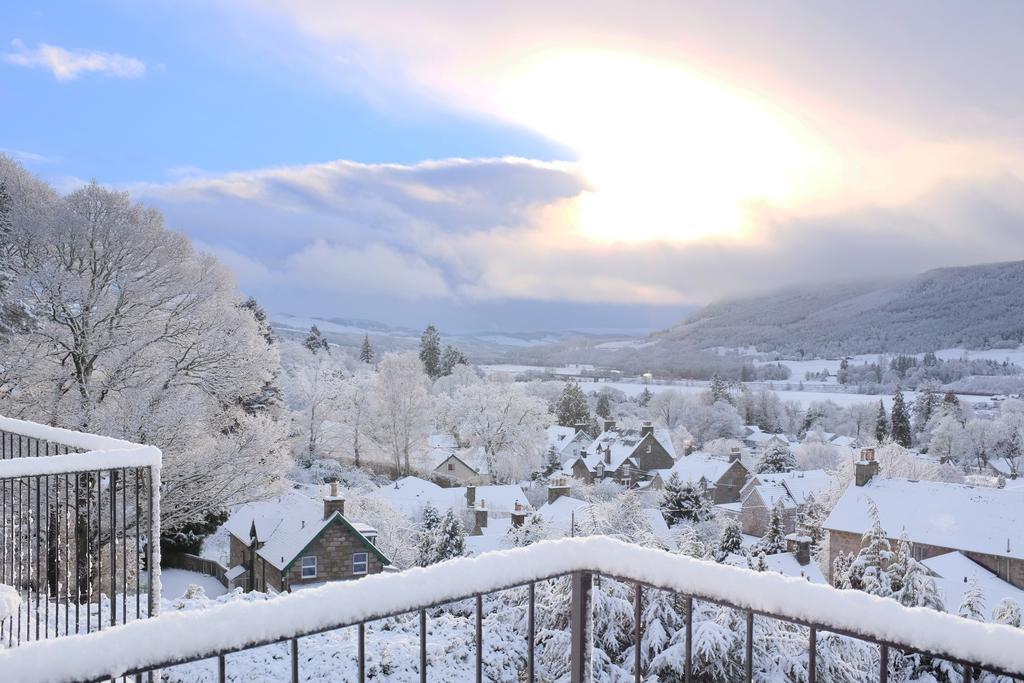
[3,2,1024,333]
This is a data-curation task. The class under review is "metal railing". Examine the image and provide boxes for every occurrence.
[1,536,1023,682]
[0,416,161,648]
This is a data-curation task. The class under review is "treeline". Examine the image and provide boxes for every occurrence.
[804,353,1023,393]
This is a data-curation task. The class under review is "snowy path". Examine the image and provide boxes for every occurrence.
[161,568,227,600]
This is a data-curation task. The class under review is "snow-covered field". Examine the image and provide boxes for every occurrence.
[161,568,227,600]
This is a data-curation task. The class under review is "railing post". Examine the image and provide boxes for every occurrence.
[745,611,753,683]
[633,583,642,683]
[358,622,365,683]
[808,626,816,683]
[528,581,535,683]
[570,570,593,683]
[684,596,693,683]
[420,608,427,683]
[880,644,889,683]
[475,594,483,683]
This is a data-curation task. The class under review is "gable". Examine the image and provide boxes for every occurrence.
[281,512,392,572]
[434,454,479,477]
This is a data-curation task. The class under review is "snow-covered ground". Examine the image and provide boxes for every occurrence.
[161,568,227,600]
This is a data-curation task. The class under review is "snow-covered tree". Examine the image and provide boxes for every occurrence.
[303,325,330,354]
[716,517,744,560]
[927,414,968,464]
[676,525,708,559]
[638,387,653,407]
[334,370,378,468]
[359,334,374,364]
[958,578,986,622]
[874,400,889,443]
[555,380,590,428]
[438,344,467,377]
[757,502,788,555]
[659,472,713,526]
[851,500,893,597]
[416,503,441,567]
[372,352,431,475]
[683,399,743,447]
[435,508,466,562]
[419,325,442,379]
[436,381,549,482]
[889,387,912,447]
[756,441,796,473]
[993,598,1022,627]
[709,373,731,404]
[595,391,612,419]
[281,340,347,464]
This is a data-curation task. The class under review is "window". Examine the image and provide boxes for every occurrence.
[353,552,369,575]
[645,443,652,454]
[447,462,455,471]
[301,555,317,579]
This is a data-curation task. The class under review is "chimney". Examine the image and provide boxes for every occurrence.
[465,485,476,509]
[795,539,811,566]
[641,421,654,437]
[603,418,616,433]
[474,500,488,535]
[574,422,588,435]
[324,481,345,519]
[511,499,527,528]
[604,444,611,465]
[855,448,879,487]
[729,446,742,463]
[548,477,570,504]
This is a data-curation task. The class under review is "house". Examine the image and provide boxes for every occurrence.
[426,434,492,486]
[723,537,826,584]
[374,476,530,522]
[545,424,593,467]
[823,449,1024,590]
[647,447,751,504]
[737,469,835,537]
[742,426,797,450]
[921,551,1024,610]
[562,420,676,486]
[224,485,390,593]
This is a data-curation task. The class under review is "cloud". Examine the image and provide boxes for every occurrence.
[4,40,146,82]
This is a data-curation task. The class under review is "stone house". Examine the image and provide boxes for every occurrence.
[225,485,390,593]
[545,424,593,471]
[562,420,676,486]
[431,451,491,487]
[737,469,834,537]
[824,450,1024,589]
[647,447,751,505]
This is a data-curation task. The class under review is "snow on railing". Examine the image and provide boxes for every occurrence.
[0,415,162,647]
[1,536,1023,683]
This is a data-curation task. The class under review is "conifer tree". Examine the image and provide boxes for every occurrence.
[874,400,889,443]
[716,517,744,561]
[958,578,986,622]
[853,500,893,597]
[303,324,330,354]
[416,504,441,567]
[439,344,468,376]
[993,598,1022,627]
[832,552,854,589]
[419,324,442,379]
[912,384,940,434]
[890,387,912,447]
[435,508,466,562]
[757,502,787,554]
[556,381,590,428]
[837,357,849,385]
[755,441,796,473]
[638,387,653,407]
[676,526,708,558]
[359,334,374,364]
[709,373,731,404]
[750,550,767,572]
[799,493,827,554]
[595,392,612,419]
[659,472,713,525]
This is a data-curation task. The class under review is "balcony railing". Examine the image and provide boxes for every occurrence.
[1,536,1023,683]
[0,416,161,648]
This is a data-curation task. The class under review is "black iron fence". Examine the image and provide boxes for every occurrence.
[0,418,161,648]
[1,536,1022,683]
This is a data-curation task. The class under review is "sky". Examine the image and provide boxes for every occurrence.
[3,1,1024,333]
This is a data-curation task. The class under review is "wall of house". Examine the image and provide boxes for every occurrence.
[228,535,248,569]
[433,457,489,486]
[283,522,385,590]
[632,434,675,473]
[712,462,750,504]
[741,495,796,537]
[571,460,593,484]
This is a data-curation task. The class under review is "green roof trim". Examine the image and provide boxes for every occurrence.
[282,512,392,573]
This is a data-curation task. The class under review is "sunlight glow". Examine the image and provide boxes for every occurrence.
[496,50,833,243]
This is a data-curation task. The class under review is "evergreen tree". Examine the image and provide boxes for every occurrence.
[755,441,796,473]
[837,357,849,385]
[749,550,768,572]
[716,517,744,561]
[897,549,944,611]
[676,526,707,558]
[874,400,889,443]
[435,508,466,562]
[852,500,893,597]
[359,334,374,364]
[709,373,731,404]
[595,392,612,419]
[416,504,442,567]
[912,384,940,435]
[659,472,713,525]
[638,387,653,407]
[958,578,986,622]
[757,502,787,554]
[419,324,442,379]
[640,581,684,669]
[890,387,912,447]
[832,552,854,589]
[303,324,330,354]
[439,344,468,376]
[556,381,590,428]
[942,390,963,422]
[993,598,1022,627]
[799,493,827,554]
[508,514,548,547]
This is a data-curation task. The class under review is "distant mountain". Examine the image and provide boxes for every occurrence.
[655,260,1024,356]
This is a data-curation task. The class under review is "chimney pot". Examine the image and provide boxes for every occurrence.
[796,539,811,566]
[604,418,616,433]
[548,477,570,505]
[641,421,654,437]
[465,485,476,509]
[729,446,742,463]
[330,481,338,497]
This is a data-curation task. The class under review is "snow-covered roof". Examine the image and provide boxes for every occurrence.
[823,478,1024,561]
[655,451,735,487]
[922,551,1024,612]
[465,518,515,556]
[724,552,827,584]
[536,496,590,532]
[571,427,677,474]
[642,508,676,551]
[222,490,384,571]
[372,477,529,518]
[546,425,590,459]
[747,483,797,509]
[754,469,835,505]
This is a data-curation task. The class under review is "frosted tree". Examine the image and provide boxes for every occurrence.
[799,493,827,555]
[371,352,432,475]
[874,400,889,443]
[958,578,986,622]
[912,384,941,438]
[436,381,549,482]
[506,514,548,547]
[676,525,708,559]
[681,399,743,446]
[555,380,590,428]
[756,441,796,473]
[359,334,374,364]
[439,344,468,376]
[281,340,347,464]
[303,325,330,354]
[659,472,713,525]
[638,387,653,407]
[963,418,1009,472]
[334,370,379,468]
[852,500,892,597]
[416,504,441,567]
[716,517,744,560]
[889,387,912,447]
[832,552,854,589]
[927,414,968,464]
[640,586,683,670]
[648,389,689,431]
[595,391,612,419]
[757,502,788,555]
[419,324,442,379]
[435,508,466,562]
[749,550,768,571]
[709,373,731,404]
[993,598,1022,627]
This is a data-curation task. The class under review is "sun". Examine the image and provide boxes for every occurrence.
[495,50,831,243]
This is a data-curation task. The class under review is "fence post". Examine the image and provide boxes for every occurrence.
[570,570,593,683]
